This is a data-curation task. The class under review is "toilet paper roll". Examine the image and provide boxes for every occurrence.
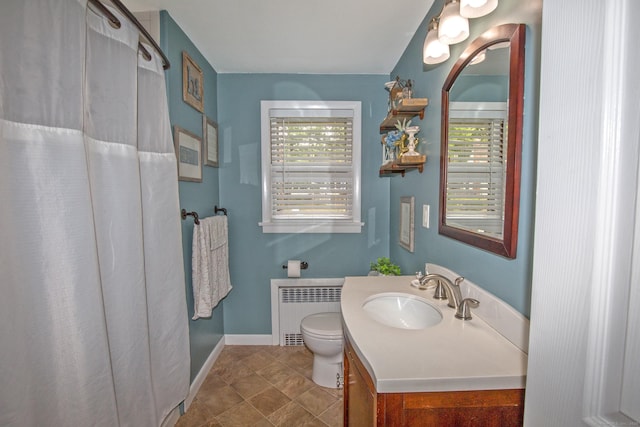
[287,260,301,278]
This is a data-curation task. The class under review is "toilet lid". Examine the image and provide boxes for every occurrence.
[301,312,342,337]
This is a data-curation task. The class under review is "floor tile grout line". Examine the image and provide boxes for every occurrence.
[178,345,343,427]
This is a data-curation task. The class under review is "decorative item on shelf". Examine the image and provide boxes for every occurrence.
[404,126,421,156]
[399,120,424,159]
[394,118,413,158]
[384,76,413,112]
[381,132,398,164]
[379,118,427,176]
[380,118,427,168]
[381,121,402,162]
[384,81,398,112]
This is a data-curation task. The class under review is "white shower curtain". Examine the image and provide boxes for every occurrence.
[0,1,190,426]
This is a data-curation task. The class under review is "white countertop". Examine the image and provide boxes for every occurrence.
[341,274,528,393]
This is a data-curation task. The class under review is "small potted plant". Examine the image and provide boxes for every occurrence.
[369,257,401,276]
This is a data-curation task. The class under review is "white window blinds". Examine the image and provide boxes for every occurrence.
[270,116,354,219]
[447,102,507,238]
[260,101,362,233]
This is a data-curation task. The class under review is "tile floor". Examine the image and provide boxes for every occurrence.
[175,345,343,427]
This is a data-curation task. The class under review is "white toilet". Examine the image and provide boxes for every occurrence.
[300,312,343,388]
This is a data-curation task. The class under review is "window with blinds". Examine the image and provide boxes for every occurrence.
[446,102,507,238]
[260,101,362,233]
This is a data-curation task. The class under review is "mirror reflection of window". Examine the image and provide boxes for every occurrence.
[447,102,507,239]
[446,44,510,239]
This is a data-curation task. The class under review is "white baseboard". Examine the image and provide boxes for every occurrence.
[160,406,181,427]
[183,336,225,411]
[224,334,273,345]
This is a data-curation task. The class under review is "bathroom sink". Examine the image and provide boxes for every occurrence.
[362,293,442,330]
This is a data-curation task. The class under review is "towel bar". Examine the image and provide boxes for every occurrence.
[181,209,200,225]
[181,206,228,224]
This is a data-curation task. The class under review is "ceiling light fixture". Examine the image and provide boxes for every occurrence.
[423,17,450,65]
[460,0,499,19]
[438,0,469,45]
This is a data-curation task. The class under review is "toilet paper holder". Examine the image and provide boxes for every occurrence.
[282,261,309,270]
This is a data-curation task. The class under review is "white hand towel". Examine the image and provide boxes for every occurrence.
[191,215,232,319]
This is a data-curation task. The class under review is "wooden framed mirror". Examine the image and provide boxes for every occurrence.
[439,23,525,258]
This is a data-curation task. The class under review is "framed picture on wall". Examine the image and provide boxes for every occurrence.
[174,126,202,182]
[399,196,415,252]
[182,51,204,112]
[203,116,218,167]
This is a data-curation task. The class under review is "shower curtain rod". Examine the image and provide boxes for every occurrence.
[87,0,170,70]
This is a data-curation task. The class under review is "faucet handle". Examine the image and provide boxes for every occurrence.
[455,298,480,320]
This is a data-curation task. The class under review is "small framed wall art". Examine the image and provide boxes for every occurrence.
[182,51,204,112]
[399,196,415,252]
[174,126,202,182]
[203,116,219,167]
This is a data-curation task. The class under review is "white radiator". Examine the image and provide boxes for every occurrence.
[271,278,344,346]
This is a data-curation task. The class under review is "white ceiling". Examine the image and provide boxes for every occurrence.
[123,0,435,74]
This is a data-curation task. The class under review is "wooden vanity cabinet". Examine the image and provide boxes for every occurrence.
[344,336,377,425]
[344,336,525,426]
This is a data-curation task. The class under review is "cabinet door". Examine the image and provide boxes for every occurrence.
[344,341,376,426]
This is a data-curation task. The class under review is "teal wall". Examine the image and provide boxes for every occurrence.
[158,0,541,380]
[160,11,224,381]
[388,0,542,316]
[217,74,391,334]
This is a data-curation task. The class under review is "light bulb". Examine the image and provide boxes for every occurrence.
[438,0,469,45]
[460,0,498,18]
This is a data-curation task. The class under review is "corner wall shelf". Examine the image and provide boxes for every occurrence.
[379,155,427,177]
[379,98,429,132]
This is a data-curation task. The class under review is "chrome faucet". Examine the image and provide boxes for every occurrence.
[419,273,464,310]
[419,274,479,320]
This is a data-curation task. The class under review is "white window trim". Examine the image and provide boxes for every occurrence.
[259,100,363,233]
